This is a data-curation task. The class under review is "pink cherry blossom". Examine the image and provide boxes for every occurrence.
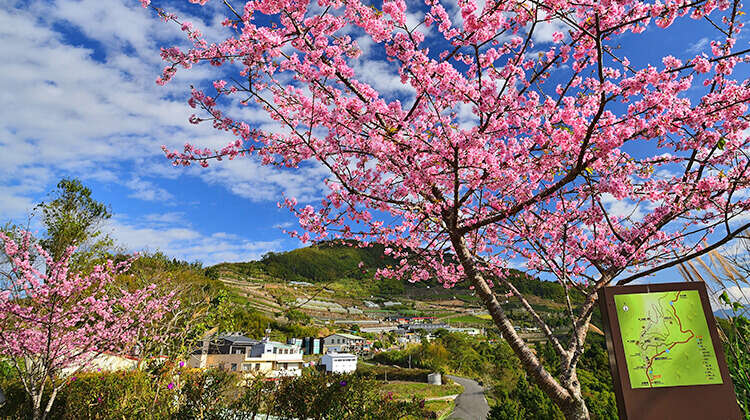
[140,0,750,417]
[0,232,177,420]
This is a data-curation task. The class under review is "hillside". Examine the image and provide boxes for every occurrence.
[205,241,586,337]
[207,240,397,283]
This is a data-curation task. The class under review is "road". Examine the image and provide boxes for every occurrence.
[446,375,490,420]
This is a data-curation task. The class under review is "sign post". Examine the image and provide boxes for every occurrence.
[598,281,742,419]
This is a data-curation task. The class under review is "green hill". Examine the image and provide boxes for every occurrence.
[207,240,398,283]
[205,241,583,320]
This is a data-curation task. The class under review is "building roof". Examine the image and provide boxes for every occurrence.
[328,333,365,341]
[217,334,259,345]
[323,353,357,359]
[403,323,450,331]
[257,339,300,349]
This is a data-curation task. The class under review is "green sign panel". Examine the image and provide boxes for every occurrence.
[614,290,722,388]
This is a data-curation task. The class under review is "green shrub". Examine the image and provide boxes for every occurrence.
[176,368,240,419]
[0,362,39,420]
[51,369,177,419]
[356,364,430,382]
[263,370,421,420]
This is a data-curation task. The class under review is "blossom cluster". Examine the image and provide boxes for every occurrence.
[0,232,177,374]
[146,0,749,288]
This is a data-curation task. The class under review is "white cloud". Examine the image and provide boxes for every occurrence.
[352,58,416,97]
[0,186,37,221]
[687,37,710,54]
[0,1,336,221]
[200,158,330,203]
[143,212,186,224]
[599,193,644,222]
[531,13,569,44]
[125,177,174,202]
[355,35,375,59]
[710,285,750,311]
[106,216,282,264]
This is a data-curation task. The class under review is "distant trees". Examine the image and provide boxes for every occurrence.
[259,242,396,282]
[37,178,113,268]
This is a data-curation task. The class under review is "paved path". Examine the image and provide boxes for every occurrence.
[446,375,490,419]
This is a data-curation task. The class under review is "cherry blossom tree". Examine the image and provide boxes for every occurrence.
[0,232,177,420]
[142,0,750,417]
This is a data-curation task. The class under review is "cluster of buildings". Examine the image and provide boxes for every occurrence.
[188,332,365,377]
[188,334,306,377]
[358,316,484,344]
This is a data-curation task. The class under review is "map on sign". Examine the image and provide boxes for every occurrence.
[614,290,722,389]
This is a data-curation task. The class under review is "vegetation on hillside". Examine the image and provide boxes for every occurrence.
[0,365,424,419]
[208,240,397,283]
[374,331,618,419]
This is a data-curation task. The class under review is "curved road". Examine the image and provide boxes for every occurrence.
[446,375,490,419]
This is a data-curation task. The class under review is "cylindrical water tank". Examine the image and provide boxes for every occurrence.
[427,372,442,385]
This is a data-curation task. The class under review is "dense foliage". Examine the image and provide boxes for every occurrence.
[718,315,750,418]
[210,241,397,283]
[0,366,422,419]
[268,370,422,419]
[36,178,113,266]
[375,331,618,419]
[0,233,175,420]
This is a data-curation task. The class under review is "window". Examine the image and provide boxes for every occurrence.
[273,348,277,354]
[255,363,261,370]
[242,364,251,371]
[231,363,237,371]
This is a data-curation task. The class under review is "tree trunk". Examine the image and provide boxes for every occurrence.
[447,229,592,420]
[40,387,60,420]
[32,392,42,420]
[561,394,590,420]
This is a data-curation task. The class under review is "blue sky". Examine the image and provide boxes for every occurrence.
[0,0,746,277]
[0,0,322,264]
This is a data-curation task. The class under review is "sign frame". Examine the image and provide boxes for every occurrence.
[598,281,741,420]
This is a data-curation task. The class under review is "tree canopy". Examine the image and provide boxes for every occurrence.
[141,0,750,417]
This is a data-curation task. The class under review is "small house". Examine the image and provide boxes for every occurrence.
[323,333,366,353]
[321,353,358,373]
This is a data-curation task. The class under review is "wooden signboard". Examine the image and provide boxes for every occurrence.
[598,282,742,419]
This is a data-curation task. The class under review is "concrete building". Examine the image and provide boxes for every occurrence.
[208,333,260,356]
[449,327,483,336]
[323,333,366,353]
[189,334,304,377]
[321,353,358,374]
[244,339,304,377]
[61,352,143,375]
[401,323,450,333]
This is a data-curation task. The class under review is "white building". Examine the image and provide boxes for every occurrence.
[321,353,358,373]
[244,339,304,377]
[323,333,366,353]
[61,352,141,376]
[189,337,304,377]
